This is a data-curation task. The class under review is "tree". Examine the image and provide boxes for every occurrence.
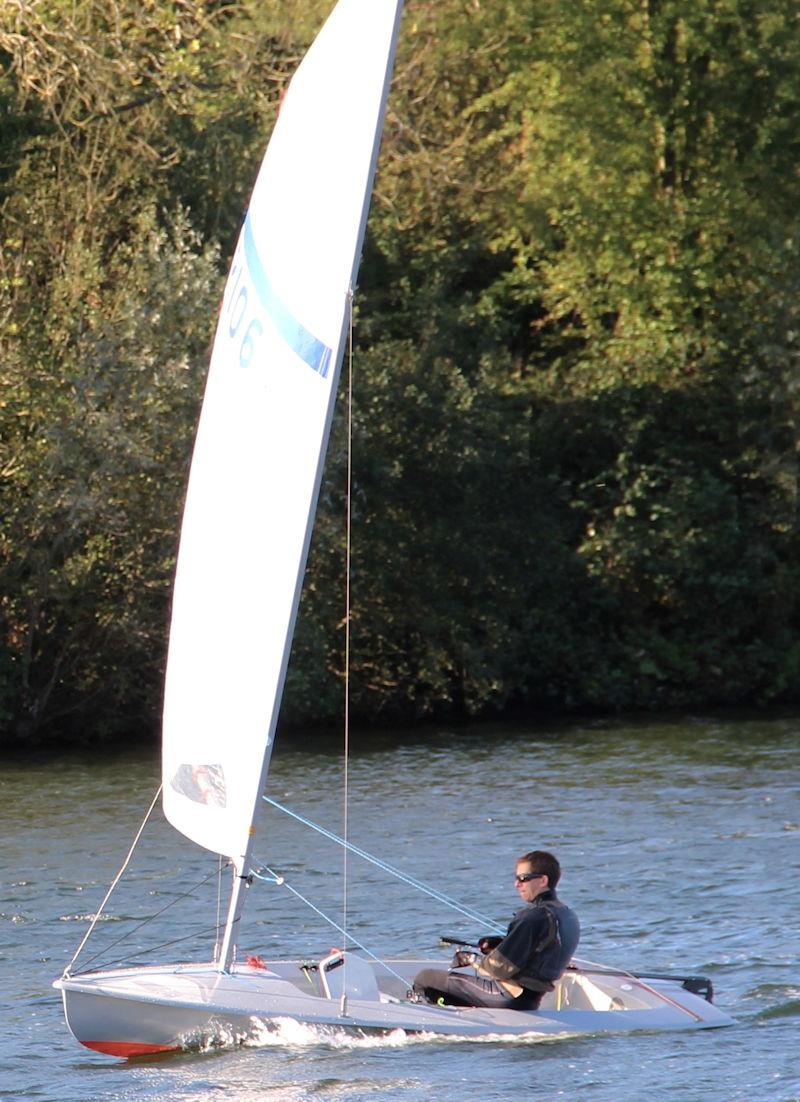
[3,0,800,743]
[0,207,220,740]
[0,0,287,742]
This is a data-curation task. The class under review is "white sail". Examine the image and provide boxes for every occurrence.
[162,0,404,862]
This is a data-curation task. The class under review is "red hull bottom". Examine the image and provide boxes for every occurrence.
[82,1039,180,1058]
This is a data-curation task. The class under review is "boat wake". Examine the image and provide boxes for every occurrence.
[176,1015,578,1054]
[238,1018,577,1051]
[175,1017,416,1053]
[245,1018,414,1049]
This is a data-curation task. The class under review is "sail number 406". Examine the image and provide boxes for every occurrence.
[225,257,264,370]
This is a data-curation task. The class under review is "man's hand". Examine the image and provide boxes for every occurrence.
[451,949,478,969]
[478,936,502,953]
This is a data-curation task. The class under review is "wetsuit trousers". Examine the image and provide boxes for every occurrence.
[412,967,542,1010]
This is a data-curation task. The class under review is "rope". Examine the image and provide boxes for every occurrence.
[342,287,354,964]
[69,862,228,975]
[72,922,226,976]
[215,854,225,962]
[62,784,163,978]
[261,795,505,933]
[252,866,411,988]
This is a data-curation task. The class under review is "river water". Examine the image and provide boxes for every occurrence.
[2,714,798,1102]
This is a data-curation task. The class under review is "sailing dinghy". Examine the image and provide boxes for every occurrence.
[55,0,734,1056]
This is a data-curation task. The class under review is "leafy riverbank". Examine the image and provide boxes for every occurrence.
[2,0,800,746]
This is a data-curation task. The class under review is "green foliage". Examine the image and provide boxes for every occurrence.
[2,0,800,745]
[287,0,800,725]
[474,0,800,384]
[0,206,220,741]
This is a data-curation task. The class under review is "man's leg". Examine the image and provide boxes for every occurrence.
[412,968,530,1009]
[412,968,474,1007]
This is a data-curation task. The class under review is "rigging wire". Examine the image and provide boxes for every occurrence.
[73,923,228,977]
[69,863,228,975]
[253,866,411,988]
[342,287,355,969]
[62,784,163,978]
[215,854,225,962]
[261,795,505,934]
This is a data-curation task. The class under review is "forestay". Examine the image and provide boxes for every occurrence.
[162,0,404,863]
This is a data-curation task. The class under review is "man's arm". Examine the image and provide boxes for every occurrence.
[474,908,549,980]
[475,946,522,982]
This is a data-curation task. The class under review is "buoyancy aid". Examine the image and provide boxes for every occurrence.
[476,892,580,996]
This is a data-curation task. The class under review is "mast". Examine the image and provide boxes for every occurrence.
[218,860,249,970]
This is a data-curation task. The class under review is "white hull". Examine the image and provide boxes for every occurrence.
[54,954,733,1057]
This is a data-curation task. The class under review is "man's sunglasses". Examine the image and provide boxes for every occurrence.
[514,872,543,883]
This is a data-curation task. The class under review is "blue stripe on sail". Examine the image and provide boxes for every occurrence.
[243,215,332,379]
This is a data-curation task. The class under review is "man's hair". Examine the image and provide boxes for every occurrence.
[519,850,561,889]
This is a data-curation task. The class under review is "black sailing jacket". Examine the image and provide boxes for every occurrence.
[476,889,581,995]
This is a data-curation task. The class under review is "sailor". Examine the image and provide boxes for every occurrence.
[412,849,580,1010]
